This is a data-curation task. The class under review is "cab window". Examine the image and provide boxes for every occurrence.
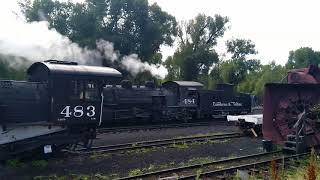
[85,82,98,101]
[70,80,84,100]
[70,80,98,101]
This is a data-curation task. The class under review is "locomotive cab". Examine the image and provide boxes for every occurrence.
[162,81,203,107]
[162,81,203,120]
[27,60,122,126]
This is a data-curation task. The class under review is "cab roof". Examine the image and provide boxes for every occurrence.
[162,81,204,88]
[27,60,122,82]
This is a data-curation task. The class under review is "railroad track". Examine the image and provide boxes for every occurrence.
[97,121,230,134]
[117,150,309,180]
[75,132,243,154]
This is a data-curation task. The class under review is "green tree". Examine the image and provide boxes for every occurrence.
[226,39,257,60]
[163,56,179,81]
[19,0,72,36]
[220,38,258,85]
[0,54,28,80]
[286,47,320,69]
[208,64,223,89]
[166,14,229,86]
[19,0,177,63]
[238,62,287,97]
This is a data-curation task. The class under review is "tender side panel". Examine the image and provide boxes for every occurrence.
[0,81,48,123]
[102,87,163,123]
[198,90,251,116]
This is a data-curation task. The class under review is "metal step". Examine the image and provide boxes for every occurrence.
[285,141,297,148]
[283,146,297,153]
[287,135,305,141]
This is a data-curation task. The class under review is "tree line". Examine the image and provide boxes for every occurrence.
[1,0,320,98]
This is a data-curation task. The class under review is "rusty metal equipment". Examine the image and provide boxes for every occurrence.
[263,65,320,153]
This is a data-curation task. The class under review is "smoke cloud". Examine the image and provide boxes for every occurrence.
[0,2,168,78]
[122,54,168,79]
[96,40,168,79]
[0,17,102,65]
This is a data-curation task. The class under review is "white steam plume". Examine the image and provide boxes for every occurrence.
[0,15,102,65]
[96,40,119,62]
[0,2,168,78]
[122,54,168,79]
[96,40,168,79]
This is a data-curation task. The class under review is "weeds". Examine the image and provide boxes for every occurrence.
[186,156,215,165]
[126,163,171,177]
[304,148,317,180]
[175,132,229,139]
[128,168,143,176]
[270,160,279,180]
[34,173,117,180]
[6,159,24,168]
[232,148,319,180]
[89,152,111,160]
[125,147,157,155]
[31,160,48,168]
[195,169,202,180]
[94,173,115,180]
[170,142,189,149]
[33,175,66,180]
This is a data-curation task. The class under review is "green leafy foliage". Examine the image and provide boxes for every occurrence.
[19,0,177,63]
[237,61,287,97]
[165,14,228,86]
[286,47,320,69]
[226,38,257,60]
[0,54,28,80]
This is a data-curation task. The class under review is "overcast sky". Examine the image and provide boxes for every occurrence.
[150,0,320,65]
[1,0,320,65]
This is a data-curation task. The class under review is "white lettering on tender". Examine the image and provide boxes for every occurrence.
[212,102,243,107]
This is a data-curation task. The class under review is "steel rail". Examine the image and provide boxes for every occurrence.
[76,132,243,154]
[179,152,309,179]
[97,121,230,134]
[116,150,283,180]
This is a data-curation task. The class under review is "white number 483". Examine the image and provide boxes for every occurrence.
[60,105,96,118]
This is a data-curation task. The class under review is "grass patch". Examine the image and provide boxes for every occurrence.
[94,173,118,180]
[175,132,230,139]
[125,147,158,155]
[126,163,172,177]
[176,156,218,168]
[89,152,111,160]
[170,142,189,149]
[34,173,118,180]
[6,159,24,168]
[128,168,143,177]
[195,169,203,180]
[190,139,230,146]
[33,175,66,180]
[31,160,48,168]
[232,149,320,180]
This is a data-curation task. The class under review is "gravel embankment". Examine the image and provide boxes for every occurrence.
[1,123,264,180]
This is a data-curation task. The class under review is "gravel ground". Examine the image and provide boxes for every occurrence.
[1,123,264,180]
[94,122,239,146]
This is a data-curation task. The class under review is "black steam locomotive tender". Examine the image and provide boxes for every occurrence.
[0,60,122,159]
